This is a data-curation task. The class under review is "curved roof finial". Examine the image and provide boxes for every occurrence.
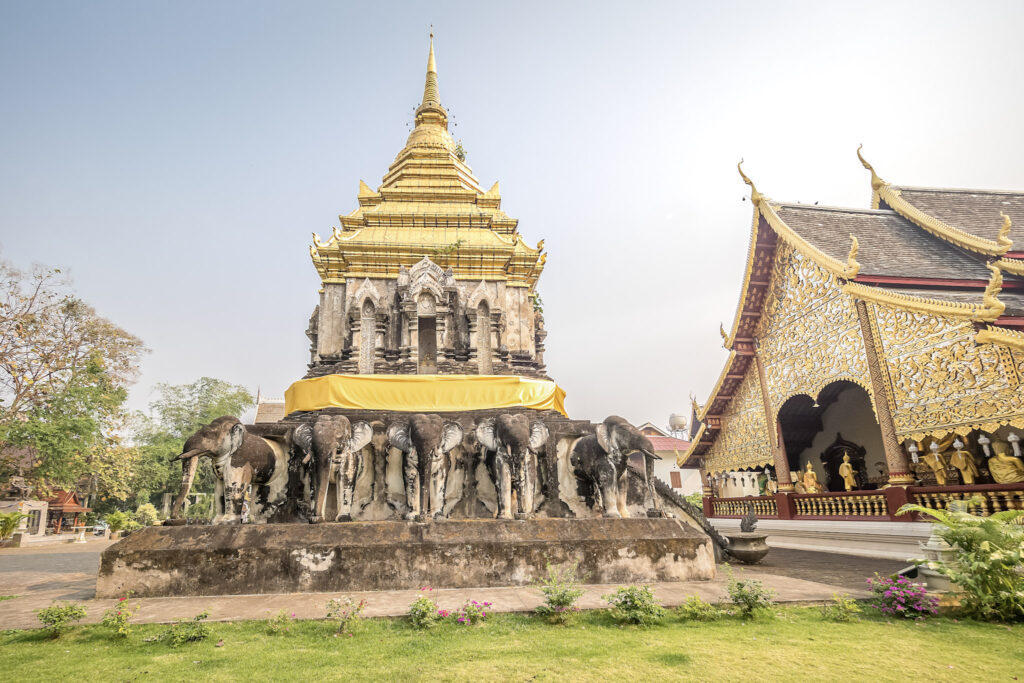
[983,262,1006,318]
[737,159,763,205]
[997,212,1013,252]
[857,144,885,191]
[846,234,861,278]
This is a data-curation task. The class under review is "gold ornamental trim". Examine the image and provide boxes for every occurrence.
[696,351,739,422]
[843,263,1006,322]
[975,324,1024,352]
[994,257,1024,276]
[677,422,705,467]
[858,146,1013,257]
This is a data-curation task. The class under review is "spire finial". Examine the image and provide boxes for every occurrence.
[422,30,439,106]
[857,144,885,191]
[737,159,763,205]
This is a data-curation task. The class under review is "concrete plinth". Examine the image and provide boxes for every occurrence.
[96,518,714,598]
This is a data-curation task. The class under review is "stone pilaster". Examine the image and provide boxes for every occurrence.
[316,283,346,359]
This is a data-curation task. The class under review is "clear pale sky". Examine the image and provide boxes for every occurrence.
[2,1,1023,426]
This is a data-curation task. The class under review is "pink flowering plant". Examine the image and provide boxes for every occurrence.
[101,596,141,638]
[866,573,938,619]
[452,599,492,625]
[326,596,366,636]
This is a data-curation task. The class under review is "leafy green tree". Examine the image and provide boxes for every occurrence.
[0,260,145,499]
[133,378,254,497]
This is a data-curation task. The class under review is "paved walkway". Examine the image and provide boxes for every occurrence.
[0,539,900,631]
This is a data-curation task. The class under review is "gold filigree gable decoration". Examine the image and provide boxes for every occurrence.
[869,300,1024,442]
[843,265,1005,323]
[702,369,772,474]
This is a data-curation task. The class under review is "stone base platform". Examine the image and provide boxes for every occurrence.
[96,518,714,598]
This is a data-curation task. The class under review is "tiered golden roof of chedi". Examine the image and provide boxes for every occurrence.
[310,36,546,289]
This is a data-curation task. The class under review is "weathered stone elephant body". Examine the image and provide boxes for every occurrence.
[569,415,660,518]
[476,414,549,519]
[171,416,289,523]
[387,414,464,520]
[292,414,372,523]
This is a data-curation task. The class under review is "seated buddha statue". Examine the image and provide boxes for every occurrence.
[948,439,979,485]
[801,462,824,493]
[988,441,1024,484]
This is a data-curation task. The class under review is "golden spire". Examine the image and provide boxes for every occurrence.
[422,32,440,107]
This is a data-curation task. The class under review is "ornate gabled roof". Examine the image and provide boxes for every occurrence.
[310,35,546,289]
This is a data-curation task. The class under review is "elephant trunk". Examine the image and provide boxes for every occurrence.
[170,450,203,518]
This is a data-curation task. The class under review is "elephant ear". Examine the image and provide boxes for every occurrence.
[387,421,413,453]
[349,421,373,453]
[475,418,498,452]
[292,424,313,462]
[529,421,549,452]
[441,422,464,453]
[595,424,611,453]
[221,422,246,457]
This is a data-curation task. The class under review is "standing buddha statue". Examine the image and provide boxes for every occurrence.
[923,441,949,486]
[838,453,857,491]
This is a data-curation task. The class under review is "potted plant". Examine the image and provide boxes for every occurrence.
[723,505,770,564]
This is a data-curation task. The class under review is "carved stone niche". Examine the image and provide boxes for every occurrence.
[820,433,869,492]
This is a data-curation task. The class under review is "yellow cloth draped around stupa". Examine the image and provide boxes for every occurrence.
[284,374,568,417]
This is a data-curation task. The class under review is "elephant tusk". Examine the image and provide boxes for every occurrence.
[171,449,203,462]
[302,453,312,465]
[642,449,661,460]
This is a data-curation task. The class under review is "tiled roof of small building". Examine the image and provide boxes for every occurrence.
[892,187,1024,247]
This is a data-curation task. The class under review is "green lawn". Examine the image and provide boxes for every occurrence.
[1,608,1020,682]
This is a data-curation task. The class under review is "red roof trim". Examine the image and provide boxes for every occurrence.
[853,275,1023,290]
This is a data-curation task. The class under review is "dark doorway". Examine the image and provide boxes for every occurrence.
[418,317,437,373]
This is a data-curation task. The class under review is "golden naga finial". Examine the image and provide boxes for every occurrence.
[857,144,885,191]
[690,393,700,416]
[737,159,763,205]
[996,212,1013,253]
[846,234,861,278]
[983,262,1005,317]
[719,323,729,343]
[309,244,318,259]
[536,239,545,252]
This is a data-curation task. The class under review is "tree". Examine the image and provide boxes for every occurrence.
[0,260,146,497]
[133,378,254,499]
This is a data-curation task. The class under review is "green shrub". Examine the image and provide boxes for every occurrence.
[159,611,210,646]
[122,519,142,534]
[684,492,704,508]
[407,590,440,630]
[105,511,128,533]
[453,600,492,625]
[821,593,862,623]
[676,595,723,622]
[266,610,295,635]
[134,503,159,527]
[725,567,775,618]
[36,602,87,637]
[0,512,25,540]
[604,585,666,626]
[899,502,1024,622]
[534,562,585,624]
[101,596,141,637]
[326,596,366,636]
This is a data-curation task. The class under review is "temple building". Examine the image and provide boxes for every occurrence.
[679,150,1024,552]
[304,36,547,379]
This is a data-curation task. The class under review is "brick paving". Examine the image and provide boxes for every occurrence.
[0,538,903,631]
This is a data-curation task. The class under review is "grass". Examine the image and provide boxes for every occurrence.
[0,607,1020,682]
[0,596,17,602]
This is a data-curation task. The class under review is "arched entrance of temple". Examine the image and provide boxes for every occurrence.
[777,381,886,491]
[417,293,438,374]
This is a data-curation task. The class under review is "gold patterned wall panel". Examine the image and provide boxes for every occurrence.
[704,369,772,473]
[756,244,872,414]
[869,302,1024,440]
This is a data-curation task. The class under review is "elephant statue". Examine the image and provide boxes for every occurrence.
[292,414,372,523]
[569,415,660,518]
[170,416,289,523]
[476,414,549,519]
[387,414,464,520]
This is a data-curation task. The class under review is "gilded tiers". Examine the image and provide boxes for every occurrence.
[310,37,545,289]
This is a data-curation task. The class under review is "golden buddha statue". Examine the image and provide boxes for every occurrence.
[922,442,949,486]
[838,453,857,491]
[948,439,979,485]
[801,462,824,494]
[988,441,1024,484]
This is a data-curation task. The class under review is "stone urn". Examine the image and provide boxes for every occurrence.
[725,505,770,565]
[917,526,958,593]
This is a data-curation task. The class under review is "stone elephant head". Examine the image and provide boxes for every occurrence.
[171,416,289,523]
[570,415,659,518]
[292,415,372,523]
[476,414,549,519]
[387,414,463,520]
